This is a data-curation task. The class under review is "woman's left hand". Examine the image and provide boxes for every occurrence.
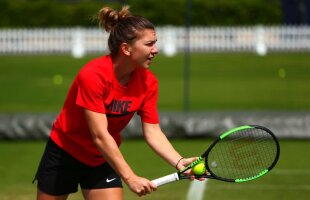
[176,157,207,181]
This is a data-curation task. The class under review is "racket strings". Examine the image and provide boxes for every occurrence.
[208,128,278,180]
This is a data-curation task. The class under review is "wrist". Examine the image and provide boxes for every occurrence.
[122,172,137,184]
[175,157,184,170]
[116,165,136,183]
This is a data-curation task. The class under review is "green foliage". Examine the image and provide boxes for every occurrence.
[190,0,282,26]
[128,0,187,25]
[0,0,283,27]
[0,0,119,27]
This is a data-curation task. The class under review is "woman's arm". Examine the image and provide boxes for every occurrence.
[142,122,196,171]
[84,109,156,196]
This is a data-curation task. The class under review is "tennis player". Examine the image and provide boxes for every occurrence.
[34,5,197,200]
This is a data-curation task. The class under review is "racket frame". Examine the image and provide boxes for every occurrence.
[203,125,280,182]
[152,125,280,186]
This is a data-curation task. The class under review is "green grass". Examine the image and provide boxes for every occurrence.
[0,53,310,112]
[0,139,309,200]
[1,53,309,199]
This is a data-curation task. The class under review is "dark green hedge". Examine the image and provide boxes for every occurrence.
[0,0,283,27]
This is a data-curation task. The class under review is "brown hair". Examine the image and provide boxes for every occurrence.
[97,5,155,56]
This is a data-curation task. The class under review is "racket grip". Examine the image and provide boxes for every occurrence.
[151,173,179,187]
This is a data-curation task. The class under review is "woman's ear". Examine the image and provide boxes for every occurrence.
[120,42,132,56]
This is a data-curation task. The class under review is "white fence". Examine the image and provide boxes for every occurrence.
[1,26,310,56]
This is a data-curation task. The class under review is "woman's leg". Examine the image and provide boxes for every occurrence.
[82,188,123,200]
[37,188,69,200]
[80,162,123,200]
[34,139,79,199]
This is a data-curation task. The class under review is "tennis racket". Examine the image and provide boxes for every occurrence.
[152,125,280,186]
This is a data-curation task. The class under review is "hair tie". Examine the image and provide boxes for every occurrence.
[175,157,184,169]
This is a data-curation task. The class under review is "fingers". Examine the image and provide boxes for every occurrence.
[193,170,208,181]
[179,157,199,169]
[127,176,157,197]
[189,157,199,162]
[184,164,208,182]
[136,181,157,197]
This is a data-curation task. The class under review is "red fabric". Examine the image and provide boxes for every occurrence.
[50,55,159,166]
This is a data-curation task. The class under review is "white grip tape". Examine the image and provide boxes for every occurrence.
[151,173,180,187]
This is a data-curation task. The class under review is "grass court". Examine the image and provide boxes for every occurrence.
[0,139,309,200]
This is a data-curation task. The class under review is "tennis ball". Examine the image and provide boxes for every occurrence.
[192,161,206,175]
[53,74,63,85]
[278,68,286,79]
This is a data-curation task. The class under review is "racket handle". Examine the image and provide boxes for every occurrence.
[151,173,180,187]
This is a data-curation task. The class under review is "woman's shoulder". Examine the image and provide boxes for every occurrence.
[77,55,113,82]
[137,69,158,86]
[84,54,112,69]
[80,55,112,73]
[137,68,157,81]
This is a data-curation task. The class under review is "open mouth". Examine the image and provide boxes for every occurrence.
[146,57,153,64]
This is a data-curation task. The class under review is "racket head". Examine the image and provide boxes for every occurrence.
[203,125,280,182]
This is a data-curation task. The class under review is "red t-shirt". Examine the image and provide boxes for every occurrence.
[50,55,159,166]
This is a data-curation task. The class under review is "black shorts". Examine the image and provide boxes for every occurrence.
[33,138,122,196]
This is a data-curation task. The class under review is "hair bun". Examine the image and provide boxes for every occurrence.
[98,5,131,32]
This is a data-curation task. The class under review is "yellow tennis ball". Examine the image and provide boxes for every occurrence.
[53,74,63,85]
[192,162,206,175]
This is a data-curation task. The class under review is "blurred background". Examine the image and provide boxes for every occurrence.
[0,0,309,200]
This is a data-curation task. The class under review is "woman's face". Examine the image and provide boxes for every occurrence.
[128,29,158,69]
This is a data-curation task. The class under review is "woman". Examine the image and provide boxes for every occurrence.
[34,5,197,200]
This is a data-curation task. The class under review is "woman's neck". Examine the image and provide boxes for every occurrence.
[112,56,135,87]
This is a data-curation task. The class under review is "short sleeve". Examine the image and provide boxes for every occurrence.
[75,71,106,113]
[137,78,159,124]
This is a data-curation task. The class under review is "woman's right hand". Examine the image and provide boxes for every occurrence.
[125,175,157,197]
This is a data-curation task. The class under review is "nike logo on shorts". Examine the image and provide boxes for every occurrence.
[106,177,117,183]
